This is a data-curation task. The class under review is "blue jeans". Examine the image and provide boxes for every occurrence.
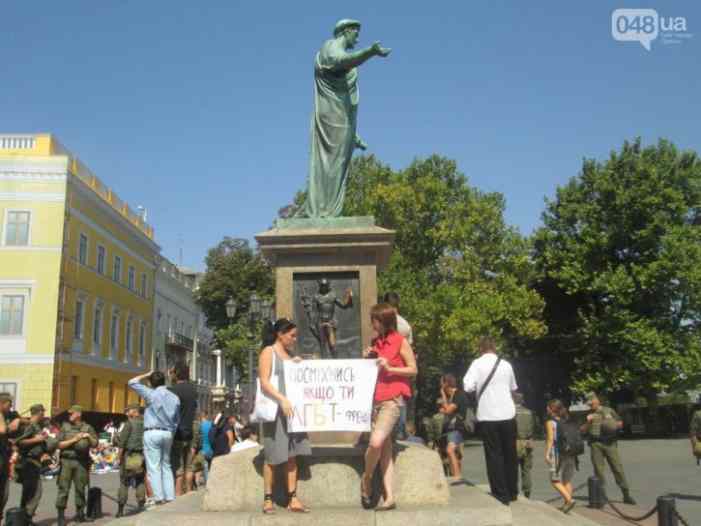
[143,430,175,502]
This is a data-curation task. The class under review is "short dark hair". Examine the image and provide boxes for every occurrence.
[478,336,497,354]
[383,292,400,310]
[174,363,190,381]
[149,371,166,388]
[370,303,397,335]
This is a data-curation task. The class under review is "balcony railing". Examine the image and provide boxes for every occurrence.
[167,332,194,351]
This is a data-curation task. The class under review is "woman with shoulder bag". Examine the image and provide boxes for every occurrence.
[258,319,311,515]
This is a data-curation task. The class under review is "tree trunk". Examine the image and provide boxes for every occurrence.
[645,391,659,436]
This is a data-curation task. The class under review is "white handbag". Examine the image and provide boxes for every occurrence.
[250,350,280,423]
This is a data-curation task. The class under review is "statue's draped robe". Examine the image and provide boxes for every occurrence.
[300,39,359,218]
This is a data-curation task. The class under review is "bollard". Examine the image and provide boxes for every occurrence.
[657,496,678,526]
[588,476,605,509]
[4,507,27,526]
[87,486,103,519]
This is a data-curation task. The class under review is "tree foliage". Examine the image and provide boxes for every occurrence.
[343,155,546,415]
[195,237,273,377]
[534,139,701,399]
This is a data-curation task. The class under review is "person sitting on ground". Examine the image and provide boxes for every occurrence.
[545,399,575,514]
[438,373,469,479]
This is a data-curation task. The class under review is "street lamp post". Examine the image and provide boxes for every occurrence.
[224,294,274,415]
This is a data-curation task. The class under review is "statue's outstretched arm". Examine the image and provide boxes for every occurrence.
[334,42,391,71]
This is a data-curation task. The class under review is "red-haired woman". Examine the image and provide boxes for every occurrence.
[360,303,417,511]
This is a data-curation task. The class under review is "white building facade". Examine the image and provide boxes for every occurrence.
[152,260,226,413]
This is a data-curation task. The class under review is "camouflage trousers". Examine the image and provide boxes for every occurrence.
[590,441,629,491]
[118,459,146,506]
[516,443,533,496]
[56,458,90,511]
[20,459,43,517]
[0,454,9,520]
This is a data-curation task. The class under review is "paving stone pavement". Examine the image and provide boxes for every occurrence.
[5,438,698,525]
[462,437,699,525]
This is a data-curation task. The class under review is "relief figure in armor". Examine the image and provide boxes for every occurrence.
[301,278,353,358]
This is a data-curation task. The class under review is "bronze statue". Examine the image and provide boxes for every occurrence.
[301,278,353,358]
[296,19,391,218]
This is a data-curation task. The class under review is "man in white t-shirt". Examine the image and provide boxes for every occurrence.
[384,292,413,440]
[463,337,519,505]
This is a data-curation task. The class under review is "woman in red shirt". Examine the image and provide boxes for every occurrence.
[361,303,417,511]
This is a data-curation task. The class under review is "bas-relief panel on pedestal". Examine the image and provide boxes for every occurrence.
[293,271,361,359]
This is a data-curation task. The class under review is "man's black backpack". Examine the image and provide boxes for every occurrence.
[557,420,584,456]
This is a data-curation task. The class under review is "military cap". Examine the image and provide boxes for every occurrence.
[30,404,45,415]
[586,392,599,402]
[334,19,361,37]
[68,405,83,414]
[0,392,13,403]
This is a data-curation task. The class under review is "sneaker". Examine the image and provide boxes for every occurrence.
[562,501,576,514]
[144,498,157,509]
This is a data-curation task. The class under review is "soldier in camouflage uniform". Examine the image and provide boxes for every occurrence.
[116,404,145,517]
[513,392,535,499]
[16,404,49,525]
[0,393,21,525]
[688,405,701,459]
[56,405,98,525]
[580,393,636,505]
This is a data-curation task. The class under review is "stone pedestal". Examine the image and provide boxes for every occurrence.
[256,216,395,445]
[202,443,450,512]
[256,216,395,354]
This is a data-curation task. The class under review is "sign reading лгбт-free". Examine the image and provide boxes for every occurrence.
[284,359,379,432]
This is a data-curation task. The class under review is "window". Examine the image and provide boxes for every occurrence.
[79,234,88,265]
[128,266,135,291]
[138,322,146,365]
[0,295,24,336]
[70,376,78,405]
[91,379,98,410]
[4,211,30,246]
[125,317,133,362]
[110,312,119,359]
[141,274,147,298]
[97,246,106,275]
[74,299,84,340]
[113,256,122,283]
[108,382,115,412]
[92,303,103,351]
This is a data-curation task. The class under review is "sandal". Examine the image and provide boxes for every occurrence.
[287,491,310,513]
[360,475,373,509]
[262,493,275,514]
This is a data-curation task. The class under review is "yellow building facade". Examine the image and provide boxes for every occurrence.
[0,134,159,416]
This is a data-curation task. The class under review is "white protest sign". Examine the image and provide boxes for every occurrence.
[284,359,379,432]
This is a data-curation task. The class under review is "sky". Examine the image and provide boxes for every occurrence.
[2,1,699,271]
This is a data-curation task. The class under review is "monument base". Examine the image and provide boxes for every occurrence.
[202,442,449,511]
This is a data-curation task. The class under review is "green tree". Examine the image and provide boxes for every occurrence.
[195,237,273,378]
[534,139,701,409]
[343,155,546,417]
